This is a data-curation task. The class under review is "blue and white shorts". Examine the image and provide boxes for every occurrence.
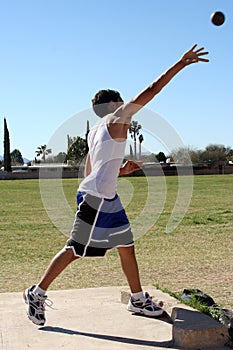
[66,192,134,257]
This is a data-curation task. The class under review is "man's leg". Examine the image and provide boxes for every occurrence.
[38,247,78,291]
[117,245,142,293]
[118,245,164,317]
[23,247,78,325]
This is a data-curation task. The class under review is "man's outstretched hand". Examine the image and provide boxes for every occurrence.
[181,44,209,65]
[119,160,143,176]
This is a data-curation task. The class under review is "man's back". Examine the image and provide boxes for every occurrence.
[79,116,127,199]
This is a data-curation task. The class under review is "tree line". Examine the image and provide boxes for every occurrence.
[1,118,233,171]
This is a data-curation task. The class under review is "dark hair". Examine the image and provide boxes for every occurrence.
[92,89,121,117]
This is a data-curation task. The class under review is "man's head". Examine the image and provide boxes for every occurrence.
[92,89,123,117]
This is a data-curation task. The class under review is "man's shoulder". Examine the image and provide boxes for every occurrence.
[91,114,111,128]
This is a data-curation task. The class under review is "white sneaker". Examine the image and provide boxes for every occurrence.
[23,285,49,325]
[127,292,164,317]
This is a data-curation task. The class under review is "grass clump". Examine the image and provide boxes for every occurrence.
[155,284,233,343]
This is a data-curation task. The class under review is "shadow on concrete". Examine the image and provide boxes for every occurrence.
[40,326,174,348]
[131,311,173,324]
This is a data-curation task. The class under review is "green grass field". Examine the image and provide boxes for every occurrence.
[0,175,232,309]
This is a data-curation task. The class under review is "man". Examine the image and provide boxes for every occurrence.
[24,44,209,325]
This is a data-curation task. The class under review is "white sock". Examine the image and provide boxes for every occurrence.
[33,285,46,296]
[131,291,145,301]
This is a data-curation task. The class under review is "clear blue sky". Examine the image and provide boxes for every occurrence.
[0,0,232,160]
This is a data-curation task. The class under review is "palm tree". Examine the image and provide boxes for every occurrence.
[128,121,142,160]
[35,145,51,162]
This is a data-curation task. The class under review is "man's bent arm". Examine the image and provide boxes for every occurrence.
[84,153,91,177]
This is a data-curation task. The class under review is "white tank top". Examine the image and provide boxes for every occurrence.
[79,117,126,199]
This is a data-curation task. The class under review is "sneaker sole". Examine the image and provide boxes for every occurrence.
[127,304,164,317]
[23,289,29,305]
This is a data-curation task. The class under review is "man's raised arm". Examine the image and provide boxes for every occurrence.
[114,44,209,124]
